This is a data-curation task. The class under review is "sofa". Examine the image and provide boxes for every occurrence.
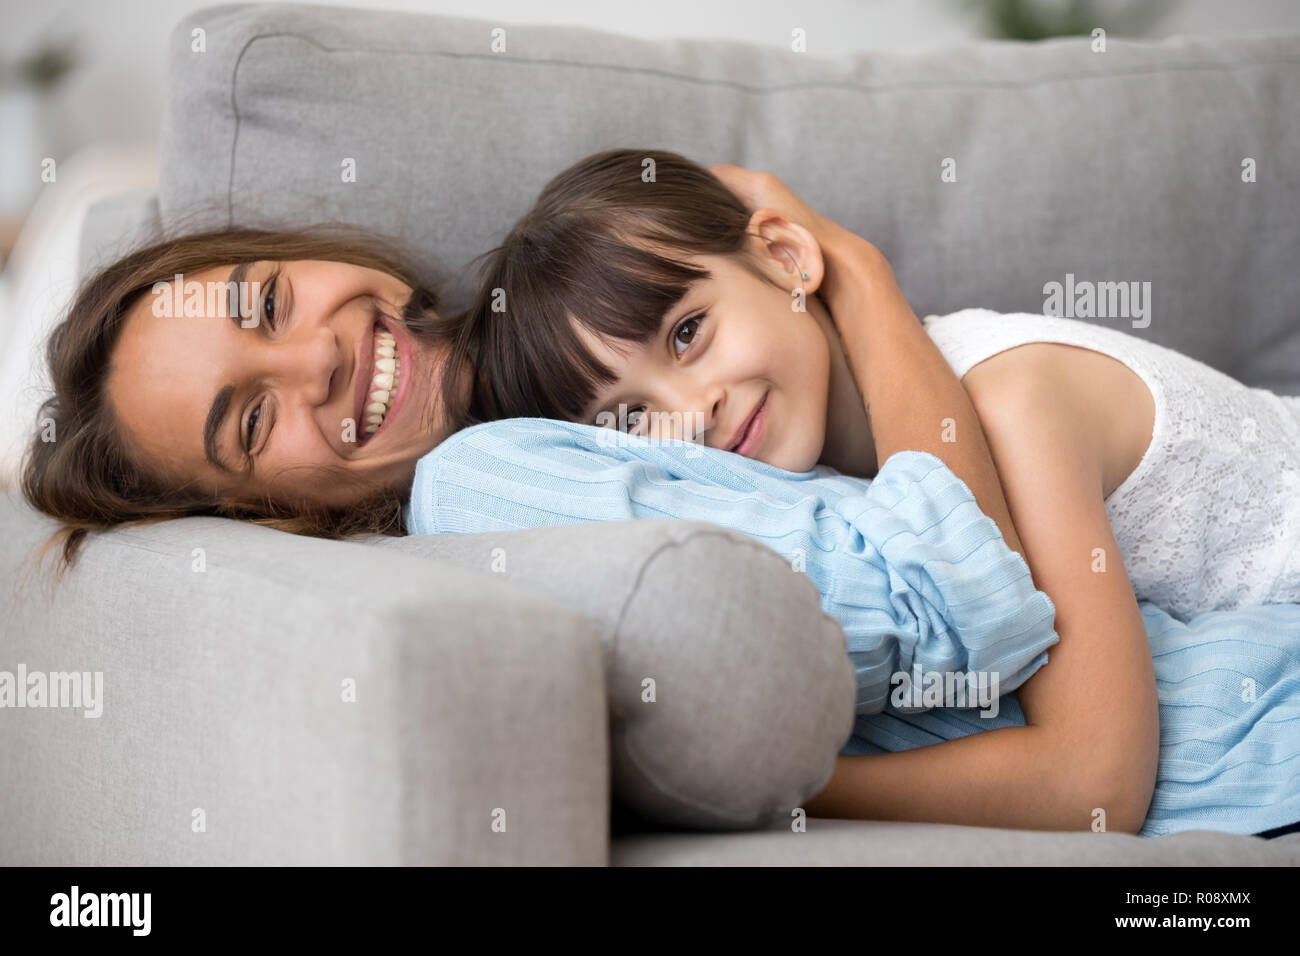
[2,3,1298,865]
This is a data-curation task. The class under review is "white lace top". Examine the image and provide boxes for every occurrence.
[922,309,1300,618]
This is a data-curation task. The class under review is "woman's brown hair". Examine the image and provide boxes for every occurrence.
[460,148,770,424]
[20,225,475,580]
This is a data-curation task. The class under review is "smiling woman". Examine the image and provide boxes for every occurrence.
[20,227,481,578]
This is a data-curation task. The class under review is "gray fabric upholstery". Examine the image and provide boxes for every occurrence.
[613,819,1300,865]
[77,187,163,279]
[365,521,855,829]
[6,2,1297,863]
[0,492,608,865]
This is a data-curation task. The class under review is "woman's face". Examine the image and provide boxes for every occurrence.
[577,252,833,473]
[107,259,459,510]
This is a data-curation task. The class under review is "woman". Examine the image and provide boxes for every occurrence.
[21,227,479,567]
[19,169,1161,835]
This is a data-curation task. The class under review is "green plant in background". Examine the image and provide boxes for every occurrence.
[963,0,1178,40]
[0,38,79,91]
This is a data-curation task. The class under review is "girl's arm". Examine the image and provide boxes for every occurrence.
[710,165,1025,559]
[821,238,1027,558]
[806,359,1160,832]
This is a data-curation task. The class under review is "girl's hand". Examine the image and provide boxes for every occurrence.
[708,164,857,255]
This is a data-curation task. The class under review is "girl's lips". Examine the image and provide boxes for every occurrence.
[730,393,768,458]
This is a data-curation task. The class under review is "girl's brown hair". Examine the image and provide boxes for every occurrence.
[460,148,767,424]
[20,225,475,579]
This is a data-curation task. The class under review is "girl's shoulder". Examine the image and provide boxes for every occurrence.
[922,307,1153,425]
[955,332,1156,502]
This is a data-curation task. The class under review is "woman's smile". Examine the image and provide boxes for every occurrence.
[354,312,406,449]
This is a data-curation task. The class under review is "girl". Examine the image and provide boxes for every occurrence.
[442,148,1300,832]
[425,148,1181,834]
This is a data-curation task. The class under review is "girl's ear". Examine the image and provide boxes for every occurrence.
[744,208,825,295]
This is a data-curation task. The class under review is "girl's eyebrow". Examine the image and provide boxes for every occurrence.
[586,371,631,423]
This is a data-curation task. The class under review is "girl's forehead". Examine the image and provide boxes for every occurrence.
[571,318,647,368]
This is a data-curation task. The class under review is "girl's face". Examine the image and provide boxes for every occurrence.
[577,252,833,472]
[106,259,461,509]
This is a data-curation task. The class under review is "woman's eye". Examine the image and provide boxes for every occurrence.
[246,403,263,452]
[672,314,702,355]
[262,276,278,329]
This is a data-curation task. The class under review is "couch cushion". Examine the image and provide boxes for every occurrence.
[366,518,857,830]
[612,818,1300,865]
[159,5,1300,393]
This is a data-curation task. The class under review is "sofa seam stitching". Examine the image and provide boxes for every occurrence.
[224,31,1300,97]
[225,30,266,226]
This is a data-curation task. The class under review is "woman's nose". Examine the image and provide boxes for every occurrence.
[262,326,339,405]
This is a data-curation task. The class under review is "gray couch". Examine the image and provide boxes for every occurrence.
[2,3,1298,865]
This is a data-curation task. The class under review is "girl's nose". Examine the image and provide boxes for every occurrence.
[696,384,725,444]
[654,383,723,444]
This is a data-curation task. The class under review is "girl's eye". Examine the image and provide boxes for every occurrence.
[672,313,703,356]
[595,404,647,434]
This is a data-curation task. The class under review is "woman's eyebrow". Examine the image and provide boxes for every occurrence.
[204,384,240,474]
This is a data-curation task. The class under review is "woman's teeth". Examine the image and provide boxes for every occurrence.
[364,328,400,435]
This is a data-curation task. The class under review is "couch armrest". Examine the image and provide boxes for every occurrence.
[0,492,608,864]
[373,519,857,830]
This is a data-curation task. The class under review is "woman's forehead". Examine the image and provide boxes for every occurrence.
[109,273,247,481]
